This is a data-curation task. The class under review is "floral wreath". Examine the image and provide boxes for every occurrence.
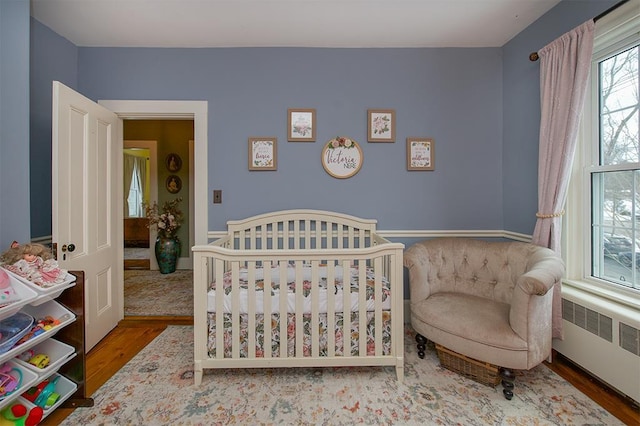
[326,136,356,149]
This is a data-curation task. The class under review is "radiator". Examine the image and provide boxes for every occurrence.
[553,284,640,403]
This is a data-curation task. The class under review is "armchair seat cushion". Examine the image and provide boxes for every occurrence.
[412,292,527,352]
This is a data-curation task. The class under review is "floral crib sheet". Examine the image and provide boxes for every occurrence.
[207,265,393,358]
[207,311,392,358]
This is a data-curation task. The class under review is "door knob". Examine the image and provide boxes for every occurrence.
[61,243,76,260]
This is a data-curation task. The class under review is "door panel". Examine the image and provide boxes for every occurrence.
[52,81,122,351]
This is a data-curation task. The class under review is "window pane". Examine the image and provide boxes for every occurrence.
[599,46,639,166]
[592,170,639,289]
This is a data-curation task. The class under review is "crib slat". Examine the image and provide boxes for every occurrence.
[327,262,336,357]
[358,259,367,357]
[304,220,313,250]
[264,260,272,359]
[279,264,288,358]
[342,259,350,357]
[311,260,319,358]
[374,256,383,357]
[215,258,225,359]
[231,261,241,359]
[282,222,289,249]
[247,261,256,359]
[295,260,303,357]
[293,220,300,250]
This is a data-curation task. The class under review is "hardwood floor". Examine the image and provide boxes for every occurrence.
[43,317,639,426]
[42,317,192,426]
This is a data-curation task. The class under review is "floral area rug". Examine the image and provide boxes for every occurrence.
[124,270,192,316]
[60,326,621,426]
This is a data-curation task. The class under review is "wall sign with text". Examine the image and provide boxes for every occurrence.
[321,136,363,179]
[406,137,435,171]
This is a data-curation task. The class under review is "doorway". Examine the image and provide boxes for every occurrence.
[98,99,208,319]
[122,122,196,316]
[123,140,157,271]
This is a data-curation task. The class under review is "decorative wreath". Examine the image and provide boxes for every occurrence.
[326,136,356,149]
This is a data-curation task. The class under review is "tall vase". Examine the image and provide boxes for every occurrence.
[155,235,180,274]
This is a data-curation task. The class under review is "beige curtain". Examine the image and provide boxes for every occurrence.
[532,20,595,339]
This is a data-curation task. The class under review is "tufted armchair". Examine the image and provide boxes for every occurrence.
[403,238,564,399]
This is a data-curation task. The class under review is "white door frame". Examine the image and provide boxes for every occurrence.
[100,100,208,317]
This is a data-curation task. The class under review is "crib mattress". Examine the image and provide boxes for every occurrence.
[207,265,391,314]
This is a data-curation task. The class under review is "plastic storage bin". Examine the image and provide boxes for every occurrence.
[19,373,77,415]
[3,270,76,306]
[0,271,38,322]
[14,338,76,379]
[0,302,75,364]
[0,361,39,411]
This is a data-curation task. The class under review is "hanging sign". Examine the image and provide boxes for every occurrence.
[321,136,363,179]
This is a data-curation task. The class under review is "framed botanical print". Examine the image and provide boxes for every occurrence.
[288,108,316,141]
[368,109,395,142]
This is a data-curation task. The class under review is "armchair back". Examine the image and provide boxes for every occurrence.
[404,238,553,306]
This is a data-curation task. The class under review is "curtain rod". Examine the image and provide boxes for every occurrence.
[528,0,630,61]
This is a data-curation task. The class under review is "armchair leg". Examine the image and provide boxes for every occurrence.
[415,334,428,359]
[500,368,515,400]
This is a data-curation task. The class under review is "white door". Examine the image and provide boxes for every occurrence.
[52,81,122,351]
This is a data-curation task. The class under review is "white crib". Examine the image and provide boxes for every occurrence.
[192,209,404,385]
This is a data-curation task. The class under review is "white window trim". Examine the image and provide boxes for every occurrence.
[563,0,640,310]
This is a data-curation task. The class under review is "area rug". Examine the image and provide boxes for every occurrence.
[60,326,621,425]
[124,270,192,316]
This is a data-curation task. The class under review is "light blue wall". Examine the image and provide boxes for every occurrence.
[19,0,620,240]
[29,17,78,238]
[0,0,30,245]
[77,47,503,232]
[502,0,617,234]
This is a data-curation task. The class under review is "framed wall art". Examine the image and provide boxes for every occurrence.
[288,108,316,141]
[248,137,277,171]
[407,138,435,171]
[321,136,363,179]
[166,175,182,193]
[367,109,395,142]
[166,153,182,172]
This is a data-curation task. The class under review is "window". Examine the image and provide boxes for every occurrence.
[127,161,143,218]
[565,0,640,300]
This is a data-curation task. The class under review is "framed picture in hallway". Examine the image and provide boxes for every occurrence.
[166,153,182,172]
[248,137,277,170]
[166,175,182,193]
[288,109,316,141]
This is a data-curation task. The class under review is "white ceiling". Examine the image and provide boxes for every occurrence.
[31,0,561,48]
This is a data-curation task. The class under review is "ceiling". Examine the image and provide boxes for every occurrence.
[30,0,561,48]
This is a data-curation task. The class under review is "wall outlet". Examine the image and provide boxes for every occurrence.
[213,190,222,204]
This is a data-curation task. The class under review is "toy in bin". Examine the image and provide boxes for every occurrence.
[16,349,49,370]
[15,316,62,347]
[22,377,60,409]
[0,364,21,401]
[0,313,34,354]
[0,402,43,426]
